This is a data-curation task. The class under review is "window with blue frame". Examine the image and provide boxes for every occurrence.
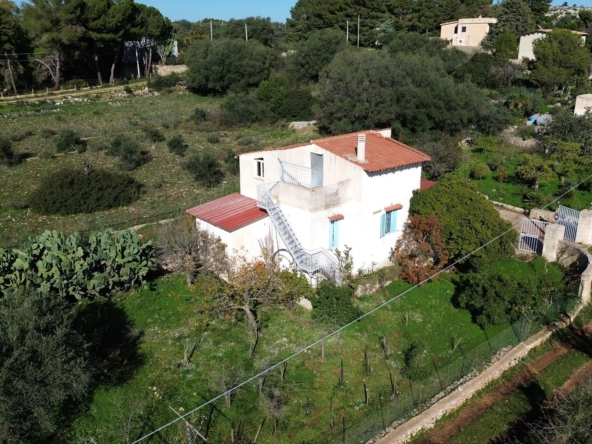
[380,210,398,237]
[329,219,340,249]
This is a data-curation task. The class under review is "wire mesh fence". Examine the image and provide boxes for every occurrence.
[326,317,541,444]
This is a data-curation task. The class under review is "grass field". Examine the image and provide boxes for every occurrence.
[68,265,530,443]
[0,87,317,247]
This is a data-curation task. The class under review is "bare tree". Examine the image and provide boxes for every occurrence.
[260,387,287,434]
[208,365,246,409]
[203,253,309,357]
[34,51,61,90]
[112,390,145,444]
[155,217,228,286]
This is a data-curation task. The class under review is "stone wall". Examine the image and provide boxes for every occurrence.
[154,65,188,76]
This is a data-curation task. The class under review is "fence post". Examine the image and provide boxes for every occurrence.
[379,392,386,433]
[432,359,443,391]
[342,416,346,444]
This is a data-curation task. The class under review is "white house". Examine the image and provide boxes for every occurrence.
[518,29,587,60]
[186,129,431,281]
[440,17,497,48]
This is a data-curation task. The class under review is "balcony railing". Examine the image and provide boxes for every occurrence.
[279,160,321,188]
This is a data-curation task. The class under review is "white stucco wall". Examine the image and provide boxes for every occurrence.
[238,145,423,271]
[440,18,495,47]
[519,32,587,61]
[575,94,592,116]
[196,217,273,262]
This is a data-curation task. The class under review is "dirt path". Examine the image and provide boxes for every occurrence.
[0,81,147,105]
[414,322,592,444]
[554,360,592,398]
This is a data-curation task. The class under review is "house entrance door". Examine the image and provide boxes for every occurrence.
[311,153,323,188]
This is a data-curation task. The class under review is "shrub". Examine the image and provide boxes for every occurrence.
[27,168,142,215]
[471,163,492,179]
[496,169,508,182]
[167,135,188,156]
[148,72,181,91]
[55,129,87,153]
[518,125,537,140]
[402,342,430,381]
[224,149,240,175]
[182,151,224,187]
[108,135,152,171]
[220,93,269,127]
[123,85,133,94]
[487,156,504,171]
[311,281,362,328]
[522,189,546,207]
[207,134,220,144]
[191,107,207,123]
[257,72,315,120]
[0,137,15,166]
[475,105,513,135]
[144,126,165,143]
[9,130,35,142]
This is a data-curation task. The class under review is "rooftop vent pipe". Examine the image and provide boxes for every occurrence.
[357,133,366,161]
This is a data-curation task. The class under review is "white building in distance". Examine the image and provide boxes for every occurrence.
[440,17,497,48]
[518,29,587,60]
[186,130,432,281]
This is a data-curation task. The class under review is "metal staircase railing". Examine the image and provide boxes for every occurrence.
[257,183,340,283]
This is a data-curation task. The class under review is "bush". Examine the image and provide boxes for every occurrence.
[487,156,504,171]
[471,163,492,179]
[55,129,87,153]
[402,342,430,381]
[257,72,315,120]
[191,107,207,123]
[207,134,220,144]
[167,135,188,156]
[123,85,133,94]
[220,93,269,127]
[522,189,546,206]
[224,149,240,175]
[144,126,165,143]
[9,130,35,142]
[0,137,15,166]
[27,168,142,215]
[311,281,362,328]
[108,135,152,171]
[475,105,513,135]
[182,151,224,187]
[518,125,537,140]
[148,72,181,91]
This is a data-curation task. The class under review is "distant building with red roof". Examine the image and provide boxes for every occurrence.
[187,128,430,280]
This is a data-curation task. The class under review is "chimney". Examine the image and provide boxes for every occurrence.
[357,133,366,161]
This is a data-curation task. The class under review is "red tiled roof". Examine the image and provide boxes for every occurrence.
[385,204,403,212]
[420,179,436,191]
[328,214,344,221]
[313,131,431,173]
[186,193,268,232]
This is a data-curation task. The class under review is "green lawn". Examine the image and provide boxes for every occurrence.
[67,257,556,443]
[0,88,318,247]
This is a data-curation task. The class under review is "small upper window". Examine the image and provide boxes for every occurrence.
[380,206,401,237]
[461,26,467,32]
[255,158,264,178]
[454,25,458,34]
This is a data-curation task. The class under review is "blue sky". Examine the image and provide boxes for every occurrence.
[141,0,296,23]
[142,0,585,23]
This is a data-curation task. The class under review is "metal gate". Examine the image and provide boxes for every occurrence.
[518,218,549,254]
[557,205,580,242]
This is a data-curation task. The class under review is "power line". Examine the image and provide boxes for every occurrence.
[130,171,592,443]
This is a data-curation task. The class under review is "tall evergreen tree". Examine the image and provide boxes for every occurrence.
[482,0,535,50]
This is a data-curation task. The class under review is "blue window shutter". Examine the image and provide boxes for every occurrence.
[329,220,339,249]
[390,211,398,233]
[380,214,386,238]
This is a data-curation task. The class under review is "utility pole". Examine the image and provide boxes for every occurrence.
[210,19,213,41]
[245,23,248,41]
[4,52,17,96]
[357,15,360,48]
[346,20,349,43]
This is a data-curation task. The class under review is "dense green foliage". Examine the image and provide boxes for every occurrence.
[482,0,536,49]
[531,29,591,91]
[108,134,152,171]
[0,289,91,443]
[0,229,155,300]
[27,168,142,215]
[185,39,276,94]
[54,129,87,153]
[311,281,362,328]
[167,134,188,156]
[0,137,15,166]
[409,175,515,266]
[148,72,181,91]
[182,150,224,187]
[316,50,491,137]
[458,258,566,326]
[257,72,315,120]
[288,28,347,82]
[494,30,519,58]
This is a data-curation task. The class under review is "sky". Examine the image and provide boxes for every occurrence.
[141,0,296,23]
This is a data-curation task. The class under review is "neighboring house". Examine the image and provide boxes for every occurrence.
[186,129,431,282]
[575,94,592,115]
[440,17,497,48]
[518,29,587,60]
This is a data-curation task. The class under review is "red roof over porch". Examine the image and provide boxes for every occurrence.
[186,193,268,232]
